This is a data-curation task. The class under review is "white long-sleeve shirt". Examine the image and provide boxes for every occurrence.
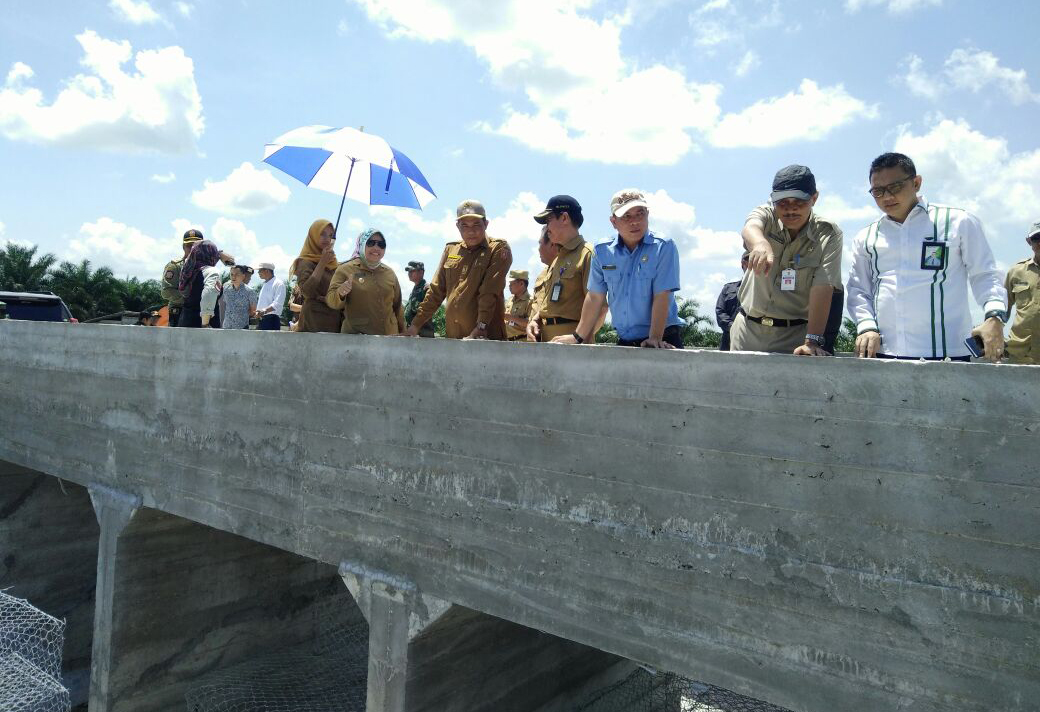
[846,199,1006,358]
[200,266,222,319]
[257,277,286,317]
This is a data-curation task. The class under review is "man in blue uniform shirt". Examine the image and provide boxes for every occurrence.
[552,189,684,348]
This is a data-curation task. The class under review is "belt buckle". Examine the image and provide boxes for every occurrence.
[761,316,774,327]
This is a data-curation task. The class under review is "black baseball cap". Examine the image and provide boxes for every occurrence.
[770,165,817,202]
[534,195,582,225]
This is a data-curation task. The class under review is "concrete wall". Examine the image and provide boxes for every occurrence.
[1,320,1038,712]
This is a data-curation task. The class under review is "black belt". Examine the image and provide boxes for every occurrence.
[542,317,577,326]
[507,335,526,341]
[739,308,806,328]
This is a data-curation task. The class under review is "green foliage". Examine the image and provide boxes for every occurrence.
[114,276,163,312]
[49,260,123,321]
[677,297,721,348]
[833,317,857,354]
[431,305,446,337]
[0,242,57,292]
[594,322,617,344]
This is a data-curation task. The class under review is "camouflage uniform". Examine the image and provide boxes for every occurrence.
[404,260,436,337]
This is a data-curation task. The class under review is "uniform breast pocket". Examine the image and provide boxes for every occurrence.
[1012,282,1032,308]
[795,252,822,271]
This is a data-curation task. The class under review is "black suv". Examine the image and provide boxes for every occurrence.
[0,291,76,322]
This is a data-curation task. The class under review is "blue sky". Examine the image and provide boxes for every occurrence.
[2,0,1039,326]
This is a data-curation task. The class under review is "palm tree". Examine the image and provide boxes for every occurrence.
[50,260,122,321]
[114,276,164,312]
[677,297,721,348]
[0,242,57,293]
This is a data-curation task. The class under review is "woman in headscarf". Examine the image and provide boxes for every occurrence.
[178,240,223,328]
[291,219,342,333]
[326,228,405,335]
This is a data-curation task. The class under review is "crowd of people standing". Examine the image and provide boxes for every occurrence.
[160,150,1039,365]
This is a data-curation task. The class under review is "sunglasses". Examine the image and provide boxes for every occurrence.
[366,238,386,248]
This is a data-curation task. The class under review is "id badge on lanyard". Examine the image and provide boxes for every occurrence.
[550,265,565,302]
[780,268,796,291]
[920,240,946,270]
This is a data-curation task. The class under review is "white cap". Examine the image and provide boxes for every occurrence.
[258,262,275,271]
[610,189,648,217]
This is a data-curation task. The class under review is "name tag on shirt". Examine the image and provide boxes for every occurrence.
[920,240,946,270]
[550,282,562,302]
[781,268,796,291]
[602,265,617,271]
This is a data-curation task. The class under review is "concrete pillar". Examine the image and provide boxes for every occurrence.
[86,486,361,712]
[367,579,413,712]
[87,484,140,712]
[341,561,620,712]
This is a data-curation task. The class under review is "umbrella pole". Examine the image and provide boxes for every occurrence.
[333,157,357,236]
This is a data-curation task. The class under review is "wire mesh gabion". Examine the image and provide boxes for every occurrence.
[184,595,370,712]
[0,590,71,712]
[573,666,795,712]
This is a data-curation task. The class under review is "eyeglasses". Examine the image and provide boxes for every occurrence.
[366,238,386,248]
[869,175,916,199]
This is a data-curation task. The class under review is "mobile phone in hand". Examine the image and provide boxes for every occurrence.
[964,335,985,358]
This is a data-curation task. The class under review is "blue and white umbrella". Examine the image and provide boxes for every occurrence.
[262,125,436,230]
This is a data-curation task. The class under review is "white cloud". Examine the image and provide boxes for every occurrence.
[0,30,203,154]
[945,48,1038,104]
[734,50,759,77]
[151,171,176,183]
[709,79,877,148]
[901,49,1038,104]
[66,217,168,278]
[814,195,878,226]
[894,118,1040,230]
[109,0,162,24]
[845,0,941,13]
[206,218,295,276]
[191,163,290,216]
[353,0,722,165]
[174,2,193,18]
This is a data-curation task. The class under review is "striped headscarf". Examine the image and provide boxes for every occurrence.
[179,240,221,291]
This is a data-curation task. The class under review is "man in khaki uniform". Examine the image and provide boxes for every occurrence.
[732,165,843,355]
[503,270,531,341]
[1004,220,1040,364]
[161,229,204,326]
[404,200,512,340]
[527,195,594,342]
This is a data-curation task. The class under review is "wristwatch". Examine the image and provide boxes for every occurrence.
[805,333,825,346]
[984,309,1007,323]
[572,331,585,344]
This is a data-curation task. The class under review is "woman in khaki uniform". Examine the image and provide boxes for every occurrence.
[291,219,342,333]
[326,229,405,335]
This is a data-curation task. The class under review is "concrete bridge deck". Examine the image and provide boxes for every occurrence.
[0,320,1037,711]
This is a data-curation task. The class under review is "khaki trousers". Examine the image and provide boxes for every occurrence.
[729,312,807,354]
[539,321,578,341]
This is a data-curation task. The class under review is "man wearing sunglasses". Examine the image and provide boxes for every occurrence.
[1003,220,1040,364]
[846,152,1006,362]
[404,199,512,340]
[731,165,844,355]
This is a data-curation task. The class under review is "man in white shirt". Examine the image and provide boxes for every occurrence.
[846,152,1007,362]
[255,262,286,331]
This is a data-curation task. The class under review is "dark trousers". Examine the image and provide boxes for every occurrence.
[258,313,281,331]
[617,325,683,348]
[177,307,219,329]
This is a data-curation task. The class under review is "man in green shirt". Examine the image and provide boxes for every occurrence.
[403,260,435,337]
